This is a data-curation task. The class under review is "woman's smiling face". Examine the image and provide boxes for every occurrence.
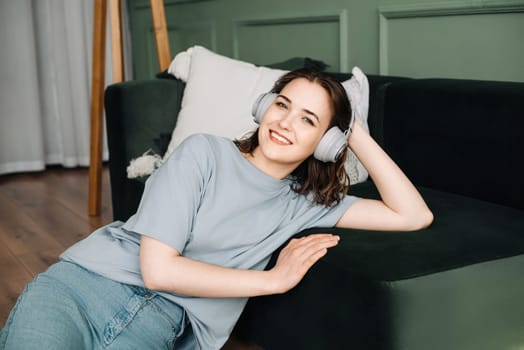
[253,77,333,176]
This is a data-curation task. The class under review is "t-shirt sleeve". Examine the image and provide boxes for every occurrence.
[310,194,360,229]
[123,135,211,253]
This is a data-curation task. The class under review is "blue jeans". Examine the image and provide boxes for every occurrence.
[0,261,188,349]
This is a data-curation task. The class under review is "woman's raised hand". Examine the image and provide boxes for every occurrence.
[269,234,340,294]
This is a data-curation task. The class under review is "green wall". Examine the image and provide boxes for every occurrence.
[128,0,524,82]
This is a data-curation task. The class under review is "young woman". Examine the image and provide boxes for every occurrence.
[0,69,432,350]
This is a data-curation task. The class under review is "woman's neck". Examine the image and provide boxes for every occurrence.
[241,149,296,180]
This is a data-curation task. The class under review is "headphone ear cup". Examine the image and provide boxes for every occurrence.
[252,93,278,124]
[314,127,348,163]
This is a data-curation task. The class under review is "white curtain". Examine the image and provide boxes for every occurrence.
[0,0,133,175]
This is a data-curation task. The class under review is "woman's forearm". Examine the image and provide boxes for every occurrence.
[140,236,276,298]
[344,122,433,229]
[144,254,278,298]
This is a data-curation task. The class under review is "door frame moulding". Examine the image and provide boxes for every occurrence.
[232,9,349,72]
[379,0,524,75]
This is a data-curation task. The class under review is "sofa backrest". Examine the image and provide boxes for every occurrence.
[376,78,524,210]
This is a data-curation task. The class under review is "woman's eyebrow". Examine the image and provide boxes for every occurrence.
[277,94,292,103]
[303,108,320,123]
[277,94,320,123]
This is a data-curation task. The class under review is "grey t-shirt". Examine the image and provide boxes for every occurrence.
[61,134,359,349]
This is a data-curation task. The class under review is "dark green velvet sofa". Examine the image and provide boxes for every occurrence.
[104,67,524,349]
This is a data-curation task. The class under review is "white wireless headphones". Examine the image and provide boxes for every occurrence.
[252,92,348,163]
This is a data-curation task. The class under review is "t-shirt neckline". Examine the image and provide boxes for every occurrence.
[227,139,293,192]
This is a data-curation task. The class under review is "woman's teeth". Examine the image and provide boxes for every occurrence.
[271,131,291,144]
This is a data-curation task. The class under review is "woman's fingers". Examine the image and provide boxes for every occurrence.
[287,234,339,261]
[272,234,340,293]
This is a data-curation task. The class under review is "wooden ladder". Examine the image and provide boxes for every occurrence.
[88,0,171,216]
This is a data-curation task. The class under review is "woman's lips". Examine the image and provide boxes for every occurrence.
[270,130,292,145]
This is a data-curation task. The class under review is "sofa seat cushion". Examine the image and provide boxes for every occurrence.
[235,182,524,349]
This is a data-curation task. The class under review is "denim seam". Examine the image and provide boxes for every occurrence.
[103,294,147,347]
[0,282,32,348]
[149,298,187,347]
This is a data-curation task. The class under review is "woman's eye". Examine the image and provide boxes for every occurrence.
[276,101,288,109]
[302,117,314,125]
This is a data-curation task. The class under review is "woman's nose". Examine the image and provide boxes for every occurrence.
[278,113,293,130]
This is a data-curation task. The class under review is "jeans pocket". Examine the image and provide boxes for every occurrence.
[103,288,185,349]
[103,293,145,347]
[150,298,188,348]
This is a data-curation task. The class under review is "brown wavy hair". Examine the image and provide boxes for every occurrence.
[235,68,352,207]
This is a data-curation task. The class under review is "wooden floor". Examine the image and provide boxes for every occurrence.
[0,166,113,327]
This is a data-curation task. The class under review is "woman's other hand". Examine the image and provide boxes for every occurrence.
[269,234,340,294]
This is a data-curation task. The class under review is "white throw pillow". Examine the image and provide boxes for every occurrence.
[128,45,370,185]
[164,45,287,157]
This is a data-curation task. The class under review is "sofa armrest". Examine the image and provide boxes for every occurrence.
[105,78,185,221]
